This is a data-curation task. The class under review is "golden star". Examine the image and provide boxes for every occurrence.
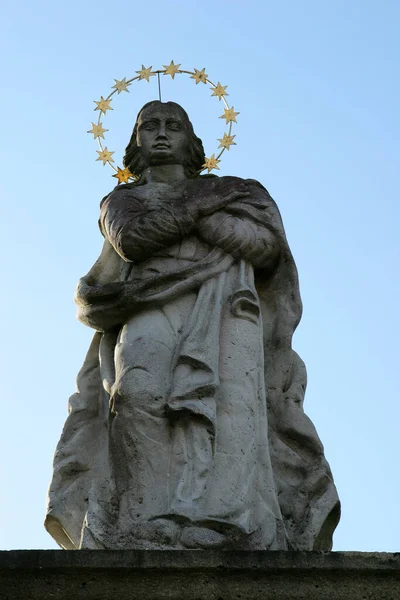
[96,147,115,165]
[219,106,239,124]
[203,154,220,173]
[112,166,134,184]
[136,65,156,82]
[163,60,181,79]
[94,96,113,114]
[112,78,131,94]
[190,68,208,84]
[87,122,109,140]
[210,82,228,101]
[218,133,236,151]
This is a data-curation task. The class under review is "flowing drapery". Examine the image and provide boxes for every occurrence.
[45,177,340,550]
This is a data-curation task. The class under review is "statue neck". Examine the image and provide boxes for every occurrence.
[143,164,187,184]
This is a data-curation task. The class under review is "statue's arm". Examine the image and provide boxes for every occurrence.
[197,211,280,269]
[100,190,198,262]
[73,239,135,331]
[100,184,252,262]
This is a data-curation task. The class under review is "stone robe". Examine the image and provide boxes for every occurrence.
[45,176,340,550]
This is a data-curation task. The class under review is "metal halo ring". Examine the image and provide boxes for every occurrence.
[87,62,239,184]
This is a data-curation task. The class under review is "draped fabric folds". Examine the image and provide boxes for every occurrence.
[45,177,340,551]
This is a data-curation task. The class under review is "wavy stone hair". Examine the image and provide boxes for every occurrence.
[123,101,206,178]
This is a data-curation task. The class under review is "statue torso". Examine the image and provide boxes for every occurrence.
[126,180,213,282]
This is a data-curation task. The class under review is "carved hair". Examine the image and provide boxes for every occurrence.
[123,101,206,178]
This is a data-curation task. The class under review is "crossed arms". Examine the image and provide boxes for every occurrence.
[100,177,280,270]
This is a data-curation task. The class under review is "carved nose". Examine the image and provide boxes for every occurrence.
[156,124,168,139]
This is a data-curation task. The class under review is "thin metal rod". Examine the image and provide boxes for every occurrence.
[157,72,162,101]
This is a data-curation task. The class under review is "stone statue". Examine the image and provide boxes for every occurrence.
[45,101,340,551]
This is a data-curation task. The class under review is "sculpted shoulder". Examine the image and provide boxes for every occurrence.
[209,175,278,208]
[100,183,140,209]
[99,176,278,220]
[102,176,270,197]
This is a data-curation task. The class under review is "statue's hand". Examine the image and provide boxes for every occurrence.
[186,179,250,217]
[200,186,250,216]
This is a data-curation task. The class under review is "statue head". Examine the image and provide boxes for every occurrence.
[123,101,205,178]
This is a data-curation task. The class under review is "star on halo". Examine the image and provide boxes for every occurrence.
[219,106,239,124]
[218,133,236,150]
[113,166,134,183]
[96,147,115,165]
[210,82,228,101]
[136,65,156,82]
[94,96,113,114]
[112,78,131,94]
[87,122,109,140]
[190,68,208,84]
[203,154,220,173]
[163,61,181,79]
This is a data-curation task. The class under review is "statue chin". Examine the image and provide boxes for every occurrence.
[149,149,173,161]
[45,104,340,552]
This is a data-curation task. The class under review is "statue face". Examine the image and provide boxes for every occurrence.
[136,104,190,167]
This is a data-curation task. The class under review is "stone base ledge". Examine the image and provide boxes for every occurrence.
[1,550,400,599]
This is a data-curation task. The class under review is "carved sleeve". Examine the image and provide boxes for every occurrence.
[197,211,280,269]
[99,191,197,262]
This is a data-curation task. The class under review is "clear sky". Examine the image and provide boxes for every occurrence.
[1,0,399,551]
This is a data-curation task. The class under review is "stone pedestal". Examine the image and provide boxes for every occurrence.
[1,550,399,599]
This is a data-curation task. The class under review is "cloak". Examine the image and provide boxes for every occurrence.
[45,176,340,550]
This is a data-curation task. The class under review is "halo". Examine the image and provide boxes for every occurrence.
[87,61,239,184]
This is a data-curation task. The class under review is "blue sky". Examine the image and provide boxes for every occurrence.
[1,0,399,551]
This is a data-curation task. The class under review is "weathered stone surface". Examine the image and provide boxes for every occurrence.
[1,550,400,600]
[46,101,340,551]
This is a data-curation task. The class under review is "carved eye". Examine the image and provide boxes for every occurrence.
[167,121,183,131]
[142,121,157,131]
